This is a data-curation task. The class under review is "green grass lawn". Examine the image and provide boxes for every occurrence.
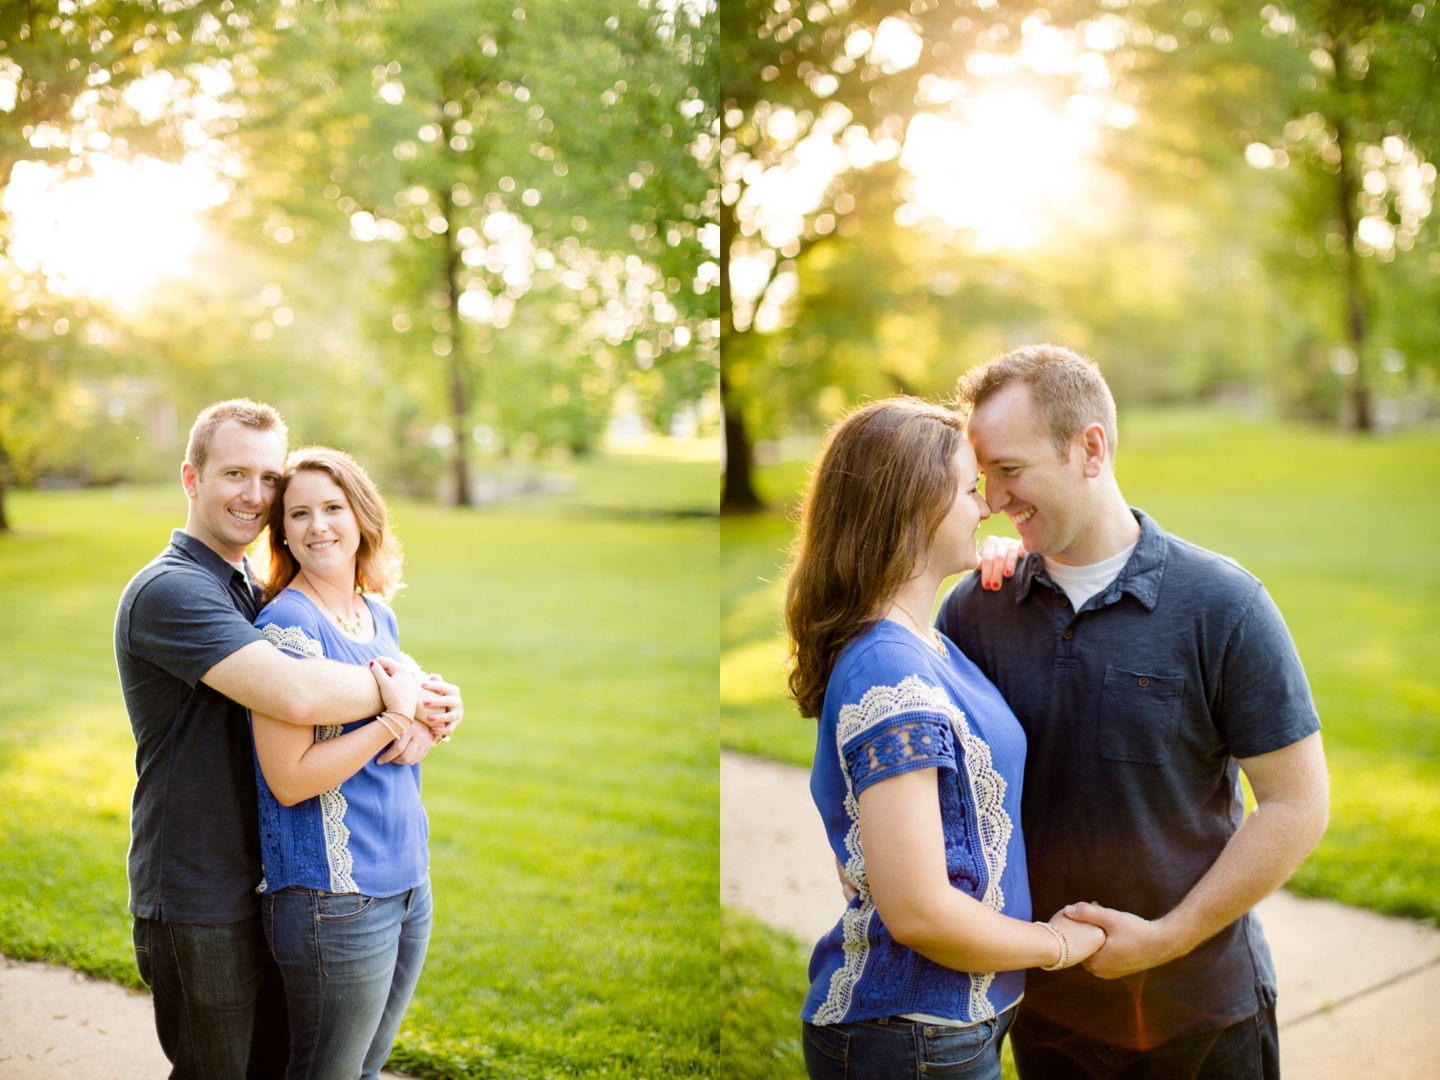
[721,408,1440,1074]
[0,451,718,1079]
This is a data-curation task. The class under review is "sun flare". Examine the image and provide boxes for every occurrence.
[3,154,221,308]
[899,89,1102,250]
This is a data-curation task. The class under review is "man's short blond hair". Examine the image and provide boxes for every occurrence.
[185,399,288,474]
[956,344,1117,460]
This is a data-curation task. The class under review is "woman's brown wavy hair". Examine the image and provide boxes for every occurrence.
[785,397,966,719]
[259,446,404,605]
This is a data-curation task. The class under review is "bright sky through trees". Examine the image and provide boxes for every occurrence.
[3,155,216,307]
[1,63,243,308]
[726,11,1140,315]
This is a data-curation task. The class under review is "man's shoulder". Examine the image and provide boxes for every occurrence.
[119,546,223,615]
[1158,531,1264,606]
[937,567,1025,632]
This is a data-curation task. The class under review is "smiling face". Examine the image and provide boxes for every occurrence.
[181,419,286,561]
[966,380,1095,559]
[281,469,362,581]
[926,440,991,579]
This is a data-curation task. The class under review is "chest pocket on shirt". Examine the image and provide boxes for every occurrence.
[1098,666,1185,764]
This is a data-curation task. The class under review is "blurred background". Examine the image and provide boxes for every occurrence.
[0,0,720,513]
[718,2,1440,1077]
[0,1,720,1076]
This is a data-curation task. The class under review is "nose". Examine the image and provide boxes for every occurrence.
[982,477,1007,514]
[973,490,991,522]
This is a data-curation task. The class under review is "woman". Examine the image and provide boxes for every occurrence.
[250,446,455,1079]
[787,399,1104,1080]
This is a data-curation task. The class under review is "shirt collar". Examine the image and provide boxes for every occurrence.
[169,528,254,592]
[1012,508,1167,612]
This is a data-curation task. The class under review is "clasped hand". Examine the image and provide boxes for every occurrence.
[1044,907,1107,969]
[367,657,465,766]
[1060,902,1180,979]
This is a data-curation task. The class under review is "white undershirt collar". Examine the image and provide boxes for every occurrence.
[1042,541,1137,612]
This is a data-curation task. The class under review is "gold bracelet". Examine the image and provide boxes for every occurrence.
[1036,920,1070,970]
[376,711,407,739]
[375,715,403,739]
[383,709,413,736]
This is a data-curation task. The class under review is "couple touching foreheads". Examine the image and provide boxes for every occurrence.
[789,345,1328,1080]
[115,399,463,1078]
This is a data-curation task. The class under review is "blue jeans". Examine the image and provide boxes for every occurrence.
[262,880,432,1080]
[804,1008,1016,1080]
[133,913,290,1079]
[1009,996,1279,1080]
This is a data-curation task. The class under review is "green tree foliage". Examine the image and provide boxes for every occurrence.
[234,0,718,503]
[720,0,1440,511]
[1131,0,1440,428]
[719,0,1089,510]
[0,0,272,528]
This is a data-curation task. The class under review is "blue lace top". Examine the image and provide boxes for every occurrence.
[802,620,1030,1026]
[251,589,429,898]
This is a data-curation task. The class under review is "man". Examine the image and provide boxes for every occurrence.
[114,399,460,1078]
[933,346,1328,1080]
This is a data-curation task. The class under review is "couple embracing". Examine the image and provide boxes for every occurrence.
[115,399,463,1078]
[790,346,1329,1080]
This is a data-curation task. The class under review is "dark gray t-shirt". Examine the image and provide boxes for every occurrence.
[936,509,1320,1048]
[115,530,266,924]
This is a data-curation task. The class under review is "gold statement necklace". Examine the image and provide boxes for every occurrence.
[302,569,365,636]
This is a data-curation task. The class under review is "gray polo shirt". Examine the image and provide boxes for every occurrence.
[114,530,267,924]
[936,509,1320,1048]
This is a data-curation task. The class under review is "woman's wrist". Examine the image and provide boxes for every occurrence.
[376,710,409,739]
[1035,920,1069,970]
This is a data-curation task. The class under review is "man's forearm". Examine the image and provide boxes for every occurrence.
[296,658,387,727]
[1158,792,1327,958]
[203,641,383,726]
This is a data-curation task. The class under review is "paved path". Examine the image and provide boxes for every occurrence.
[721,750,1440,1080]
[0,958,405,1078]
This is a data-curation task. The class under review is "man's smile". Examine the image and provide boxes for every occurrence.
[227,508,261,522]
[1011,506,1037,527]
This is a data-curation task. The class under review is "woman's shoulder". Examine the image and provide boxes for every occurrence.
[255,589,326,658]
[362,595,400,641]
[825,622,958,727]
[834,621,948,692]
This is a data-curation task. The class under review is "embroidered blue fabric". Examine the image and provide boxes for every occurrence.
[251,589,429,899]
[802,620,1031,1027]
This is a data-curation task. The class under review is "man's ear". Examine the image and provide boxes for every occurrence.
[1080,424,1108,478]
[181,461,199,499]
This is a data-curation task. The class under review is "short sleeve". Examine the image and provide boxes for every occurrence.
[255,594,326,660]
[1214,585,1321,758]
[836,643,959,798]
[125,570,266,687]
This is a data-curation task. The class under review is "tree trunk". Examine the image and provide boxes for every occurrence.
[721,372,763,513]
[718,191,764,513]
[1331,47,1372,431]
[441,182,473,506]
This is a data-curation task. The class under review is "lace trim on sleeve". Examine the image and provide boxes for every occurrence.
[814,673,1013,1025]
[846,718,951,779]
[260,622,324,659]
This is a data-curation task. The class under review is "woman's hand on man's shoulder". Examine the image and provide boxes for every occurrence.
[976,535,1026,592]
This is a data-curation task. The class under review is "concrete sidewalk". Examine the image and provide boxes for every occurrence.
[722,750,1440,1080]
[0,959,406,1078]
